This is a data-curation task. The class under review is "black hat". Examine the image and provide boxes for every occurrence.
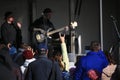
[4,11,14,19]
[43,8,52,14]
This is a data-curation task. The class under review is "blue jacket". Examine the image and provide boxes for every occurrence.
[74,50,108,80]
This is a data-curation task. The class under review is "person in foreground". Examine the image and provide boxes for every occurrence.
[25,43,62,80]
[74,41,109,80]
[0,43,22,80]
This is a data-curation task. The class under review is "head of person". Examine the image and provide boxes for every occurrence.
[53,50,62,62]
[52,46,62,61]
[37,43,48,55]
[4,11,14,23]
[90,41,101,52]
[43,8,52,19]
[23,50,34,59]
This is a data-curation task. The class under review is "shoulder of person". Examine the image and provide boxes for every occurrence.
[51,60,59,67]
[1,22,8,27]
[111,65,119,80]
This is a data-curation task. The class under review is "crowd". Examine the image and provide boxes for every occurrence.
[0,8,119,80]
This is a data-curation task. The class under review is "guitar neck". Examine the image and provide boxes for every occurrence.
[33,28,45,34]
[48,26,68,35]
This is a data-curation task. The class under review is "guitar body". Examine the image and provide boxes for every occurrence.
[35,31,46,43]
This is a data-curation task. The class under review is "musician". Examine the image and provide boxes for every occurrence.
[31,8,59,48]
[1,11,22,49]
[32,8,55,31]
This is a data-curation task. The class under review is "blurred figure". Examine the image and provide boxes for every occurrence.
[25,43,62,80]
[32,8,54,30]
[9,45,17,59]
[1,11,22,49]
[31,8,58,50]
[14,44,33,66]
[20,49,36,80]
[102,51,117,80]
[52,33,70,80]
[74,41,108,80]
[0,43,22,80]
[53,50,65,71]
[52,33,69,71]
[59,33,69,72]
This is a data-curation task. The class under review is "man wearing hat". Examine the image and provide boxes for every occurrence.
[32,8,54,32]
[1,11,22,49]
[31,8,59,49]
[25,43,62,80]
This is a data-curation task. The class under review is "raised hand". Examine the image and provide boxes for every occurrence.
[59,33,65,43]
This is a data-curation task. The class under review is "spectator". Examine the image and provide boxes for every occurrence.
[20,50,36,80]
[74,41,109,80]
[25,43,62,80]
[59,33,69,72]
[0,43,22,80]
[14,43,32,66]
[52,33,70,80]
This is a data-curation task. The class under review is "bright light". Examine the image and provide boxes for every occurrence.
[71,21,78,29]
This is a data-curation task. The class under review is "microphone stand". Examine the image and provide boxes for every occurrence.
[111,16,120,40]
[111,15,120,65]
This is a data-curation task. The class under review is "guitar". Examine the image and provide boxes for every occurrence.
[33,21,77,42]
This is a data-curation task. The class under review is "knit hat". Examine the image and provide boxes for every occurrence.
[4,11,14,19]
[23,50,34,59]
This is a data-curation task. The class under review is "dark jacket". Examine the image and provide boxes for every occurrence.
[0,47,22,80]
[25,55,62,80]
[32,16,55,30]
[31,16,59,48]
[1,22,22,48]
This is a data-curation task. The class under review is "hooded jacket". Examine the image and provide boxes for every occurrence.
[74,50,108,80]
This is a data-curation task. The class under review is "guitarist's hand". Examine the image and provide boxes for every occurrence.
[59,33,65,43]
